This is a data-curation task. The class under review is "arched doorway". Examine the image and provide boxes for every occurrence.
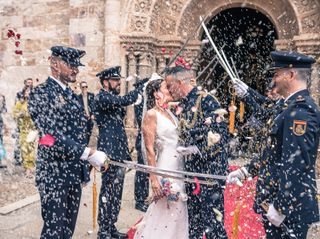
[198,7,278,108]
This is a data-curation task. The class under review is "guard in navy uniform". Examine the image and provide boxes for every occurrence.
[28,46,106,238]
[95,67,146,239]
[165,66,229,239]
[228,51,320,239]
[133,91,149,212]
[77,81,95,142]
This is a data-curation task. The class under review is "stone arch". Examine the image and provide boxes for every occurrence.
[177,0,300,41]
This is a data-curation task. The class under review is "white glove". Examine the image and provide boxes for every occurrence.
[176,146,201,156]
[226,167,249,185]
[233,78,248,97]
[26,130,38,142]
[266,204,286,227]
[87,150,107,167]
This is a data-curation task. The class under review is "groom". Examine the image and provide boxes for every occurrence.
[165,66,229,239]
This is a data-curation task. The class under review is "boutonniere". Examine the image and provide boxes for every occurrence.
[214,108,228,123]
[57,95,67,107]
[207,131,221,146]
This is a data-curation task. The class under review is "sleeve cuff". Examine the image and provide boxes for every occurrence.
[80,147,91,160]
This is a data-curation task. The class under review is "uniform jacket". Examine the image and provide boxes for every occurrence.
[94,87,142,162]
[178,87,229,177]
[28,77,90,189]
[248,89,320,224]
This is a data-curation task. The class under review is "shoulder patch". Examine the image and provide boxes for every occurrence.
[292,120,307,136]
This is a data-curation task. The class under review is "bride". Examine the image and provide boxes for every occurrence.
[134,74,188,239]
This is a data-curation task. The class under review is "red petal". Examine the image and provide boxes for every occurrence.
[16,33,21,39]
[7,29,15,38]
[15,50,23,55]
[169,50,173,56]
[192,177,201,195]
[39,134,55,146]
[15,41,20,47]
[161,47,166,53]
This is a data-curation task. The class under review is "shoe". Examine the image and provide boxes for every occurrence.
[135,202,149,212]
[111,230,128,239]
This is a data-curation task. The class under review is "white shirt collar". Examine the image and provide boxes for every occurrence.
[284,89,305,102]
[50,75,67,90]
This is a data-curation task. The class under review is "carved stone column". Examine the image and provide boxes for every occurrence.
[157,56,166,74]
[104,0,121,66]
[138,52,153,78]
[293,34,320,104]
[125,52,137,128]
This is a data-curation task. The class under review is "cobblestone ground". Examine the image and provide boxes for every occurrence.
[0,169,144,239]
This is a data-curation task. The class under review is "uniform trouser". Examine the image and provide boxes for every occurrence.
[186,182,227,239]
[39,183,82,239]
[86,120,94,143]
[134,150,149,203]
[97,165,125,239]
[262,216,309,239]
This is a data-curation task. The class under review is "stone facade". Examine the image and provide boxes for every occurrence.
[0,0,320,172]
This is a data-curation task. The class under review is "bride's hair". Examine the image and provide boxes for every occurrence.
[145,79,163,110]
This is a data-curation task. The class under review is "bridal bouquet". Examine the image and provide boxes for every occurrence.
[160,178,188,204]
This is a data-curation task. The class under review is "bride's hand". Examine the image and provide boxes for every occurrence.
[150,174,163,202]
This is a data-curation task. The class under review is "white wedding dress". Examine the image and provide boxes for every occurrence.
[134,109,188,239]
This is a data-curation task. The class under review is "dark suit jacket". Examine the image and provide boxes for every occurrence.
[28,77,90,189]
[77,92,95,117]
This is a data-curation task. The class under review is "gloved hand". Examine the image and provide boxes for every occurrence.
[233,78,248,97]
[134,77,149,88]
[87,150,107,167]
[266,204,286,227]
[226,167,249,184]
[176,146,201,156]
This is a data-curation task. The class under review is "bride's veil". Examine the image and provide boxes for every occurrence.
[140,72,163,165]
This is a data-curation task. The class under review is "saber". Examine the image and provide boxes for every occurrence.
[199,16,236,83]
[101,158,226,186]
[124,160,226,180]
[220,49,236,79]
[230,57,240,79]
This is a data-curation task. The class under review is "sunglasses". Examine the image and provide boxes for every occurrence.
[81,86,88,89]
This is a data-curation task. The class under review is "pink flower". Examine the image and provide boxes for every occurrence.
[15,41,20,47]
[7,29,15,38]
[39,134,55,146]
[192,177,201,195]
[15,50,23,55]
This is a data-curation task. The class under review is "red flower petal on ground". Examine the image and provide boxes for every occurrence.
[16,33,21,39]
[15,41,20,47]
[7,29,15,38]
[15,50,23,55]
[39,134,55,146]
[192,177,201,195]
